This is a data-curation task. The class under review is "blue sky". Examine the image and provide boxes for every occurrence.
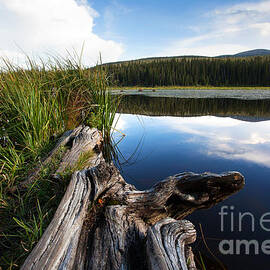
[0,0,270,65]
[89,0,270,60]
[90,0,248,58]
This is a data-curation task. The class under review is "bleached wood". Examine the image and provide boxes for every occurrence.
[146,218,196,270]
[21,126,245,270]
[13,126,102,191]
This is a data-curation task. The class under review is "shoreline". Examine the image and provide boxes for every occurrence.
[110,88,270,100]
[109,86,270,90]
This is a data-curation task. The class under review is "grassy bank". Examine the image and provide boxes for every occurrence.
[0,56,119,269]
[109,85,270,90]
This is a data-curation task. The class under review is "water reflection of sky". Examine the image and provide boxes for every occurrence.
[113,113,270,268]
[115,113,270,169]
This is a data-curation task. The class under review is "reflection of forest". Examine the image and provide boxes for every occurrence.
[118,95,270,121]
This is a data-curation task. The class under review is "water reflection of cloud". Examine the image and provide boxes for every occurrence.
[114,113,146,132]
[115,114,270,168]
[158,116,270,168]
[114,114,127,131]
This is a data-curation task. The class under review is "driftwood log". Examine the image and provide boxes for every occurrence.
[21,126,244,270]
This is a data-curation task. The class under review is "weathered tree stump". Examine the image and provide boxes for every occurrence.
[21,126,245,270]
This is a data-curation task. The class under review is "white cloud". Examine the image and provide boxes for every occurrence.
[161,0,270,56]
[0,0,124,66]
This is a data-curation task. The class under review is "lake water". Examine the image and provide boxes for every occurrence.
[112,94,270,270]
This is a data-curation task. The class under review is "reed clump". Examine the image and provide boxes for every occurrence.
[0,54,119,269]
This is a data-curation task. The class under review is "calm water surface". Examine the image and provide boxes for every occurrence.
[113,95,270,270]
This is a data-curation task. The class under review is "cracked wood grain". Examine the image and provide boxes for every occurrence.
[21,126,245,270]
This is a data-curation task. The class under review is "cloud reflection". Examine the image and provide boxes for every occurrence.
[115,114,270,168]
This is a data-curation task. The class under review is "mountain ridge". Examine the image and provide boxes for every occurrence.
[218,49,270,58]
[105,49,270,65]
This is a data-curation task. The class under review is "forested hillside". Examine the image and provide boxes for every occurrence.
[104,56,270,87]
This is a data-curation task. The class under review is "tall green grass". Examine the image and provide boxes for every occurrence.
[0,54,119,269]
[87,59,121,142]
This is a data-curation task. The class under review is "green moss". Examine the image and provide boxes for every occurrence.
[74,150,94,171]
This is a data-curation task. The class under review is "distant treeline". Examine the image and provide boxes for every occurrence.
[104,57,270,87]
